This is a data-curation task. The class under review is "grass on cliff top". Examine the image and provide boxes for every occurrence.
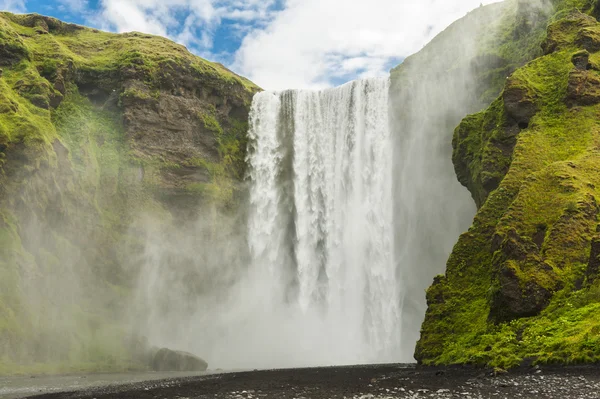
[0,12,259,92]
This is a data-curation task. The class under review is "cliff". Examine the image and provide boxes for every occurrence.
[0,12,258,373]
[388,0,555,357]
[415,0,600,367]
[5,0,600,375]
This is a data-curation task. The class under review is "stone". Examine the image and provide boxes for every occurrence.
[503,78,537,129]
[566,69,600,107]
[575,27,600,53]
[488,229,556,323]
[571,50,590,70]
[151,348,208,372]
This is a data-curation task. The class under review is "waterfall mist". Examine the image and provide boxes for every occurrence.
[133,70,475,368]
[132,79,400,368]
[129,0,554,370]
[0,0,563,374]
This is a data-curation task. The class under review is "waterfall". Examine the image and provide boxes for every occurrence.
[136,72,474,369]
[247,78,401,363]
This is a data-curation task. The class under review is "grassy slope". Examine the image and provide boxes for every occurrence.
[0,13,257,374]
[390,0,552,112]
[417,0,600,368]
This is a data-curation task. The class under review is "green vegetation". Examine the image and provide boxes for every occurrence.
[0,11,258,374]
[417,1,600,368]
[0,12,259,93]
[391,0,557,108]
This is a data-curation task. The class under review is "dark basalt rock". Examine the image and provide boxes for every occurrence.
[489,264,554,323]
[575,27,600,53]
[503,78,538,127]
[488,229,557,323]
[151,348,208,372]
[566,69,600,107]
[542,12,598,55]
[571,50,590,70]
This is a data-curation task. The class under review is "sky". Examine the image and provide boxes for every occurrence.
[0,0,500,90]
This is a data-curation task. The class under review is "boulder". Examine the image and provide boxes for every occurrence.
[571,50,590,70]
[503,77,537,129]
[566,69,600,107]
[151,348,208,372]
[488,229,557,323]
[575,27,600,53]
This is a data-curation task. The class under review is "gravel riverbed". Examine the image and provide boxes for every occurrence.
[21,364,600,399]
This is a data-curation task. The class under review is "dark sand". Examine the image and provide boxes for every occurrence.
[24,364,600,399]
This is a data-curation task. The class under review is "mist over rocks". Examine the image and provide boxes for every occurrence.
[2,0,600,379]
[0,11,257,374]
[151,348,208,372]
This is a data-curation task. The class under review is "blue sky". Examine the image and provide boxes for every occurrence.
[1,0,499,90]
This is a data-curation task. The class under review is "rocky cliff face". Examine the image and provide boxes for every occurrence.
[388,0,555,362]
[0,12,258,373]
[416,0,600,368]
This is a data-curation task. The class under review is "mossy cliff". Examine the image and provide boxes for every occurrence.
[415,0,600,368]
[0,12,258,373]
[388,0,556,354]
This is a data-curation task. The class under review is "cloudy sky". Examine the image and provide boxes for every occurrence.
[1,0,499,89]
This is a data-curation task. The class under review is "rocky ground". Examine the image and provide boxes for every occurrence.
[26,364,600,399]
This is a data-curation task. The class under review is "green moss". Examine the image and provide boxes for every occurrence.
[0,67,56,147]
[120,86,154,101]
[201,112,223,135]
[419,3,600,368]
[0,8,260,374]
[392,0,556,108]
[0,16,30,65]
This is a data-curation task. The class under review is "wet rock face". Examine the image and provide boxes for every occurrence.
[566,69,600,107]
[151,348,208,372]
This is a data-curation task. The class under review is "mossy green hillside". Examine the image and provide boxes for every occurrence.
[418,4,600,368]
[391,0,556,112]
[0,12,258,373]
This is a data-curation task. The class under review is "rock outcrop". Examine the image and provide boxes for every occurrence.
[151,348,208,372]
[416,1,600,368]
[0,12,258,373]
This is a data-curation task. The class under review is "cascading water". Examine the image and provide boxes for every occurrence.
[130,2,505,370]
[247,78,402,363]
[138,70,475,368]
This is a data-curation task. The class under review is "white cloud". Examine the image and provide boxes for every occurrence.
[234,0,502,90]
[95,0,278,53]
[33,0,504,90]
[57,0,89,13]
[0,0,26,13]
